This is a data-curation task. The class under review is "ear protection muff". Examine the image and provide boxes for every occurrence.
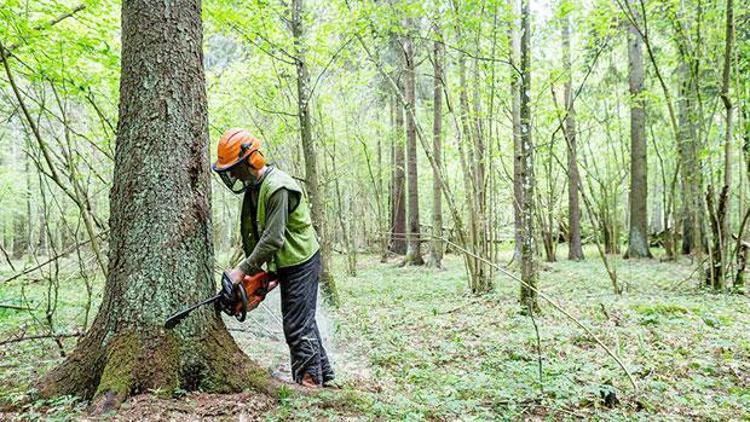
[248,149,266,169]
[239,139,266,169]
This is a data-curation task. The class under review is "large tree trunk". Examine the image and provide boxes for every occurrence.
[563,12,584,261]
[38,0,275,411]
[519,0,538,312]
[624,8,652,259]
[291,0,339,304]
[402,32,424,266]
[428,29,443,268]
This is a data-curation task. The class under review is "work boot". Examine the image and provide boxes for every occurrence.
[300,372,320,389]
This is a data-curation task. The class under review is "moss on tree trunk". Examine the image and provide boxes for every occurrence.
[36,0,278,412]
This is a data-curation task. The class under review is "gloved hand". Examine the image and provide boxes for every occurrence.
[226,267,245,285]
[217,270,278,320]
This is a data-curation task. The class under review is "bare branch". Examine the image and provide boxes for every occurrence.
[0,331,82,347]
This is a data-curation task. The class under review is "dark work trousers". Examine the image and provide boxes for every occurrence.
[278,251,334,385]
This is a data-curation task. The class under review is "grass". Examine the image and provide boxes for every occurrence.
[303,245,749,420]
[1,245,749,420]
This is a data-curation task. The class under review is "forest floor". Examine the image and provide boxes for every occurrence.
[1,245,749,420]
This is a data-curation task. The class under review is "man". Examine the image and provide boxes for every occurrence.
[212,128,334,388]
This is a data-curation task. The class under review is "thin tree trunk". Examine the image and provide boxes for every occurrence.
[378,109,388,262]
[563,12,584,261]
[291,0,339,304]
[402,31,423,266]
[37,179,48,255]
[429,28,443,268]
[12,213,26,259]
[350,7,474,293]
[391,91,407,255]
[390,31,407,257]
[457,55,481,290]
[678,62,703,256]
[625,6,652,259]
[744,80,749,187]
[715,0,734,290]
[331,142,356,277]
[471,55,491,288]
[510,0,523,264]
[519,0,539,312]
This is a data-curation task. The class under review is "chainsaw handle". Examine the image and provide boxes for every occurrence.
[230,271,278,318]
[235,283,248,323]
[241,271,278,295]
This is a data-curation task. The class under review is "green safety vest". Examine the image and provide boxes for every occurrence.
[240,167,319,271]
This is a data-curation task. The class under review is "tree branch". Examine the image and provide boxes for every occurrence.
[0,331,82,347]
[3,4,86,54]
[2,229,109,285]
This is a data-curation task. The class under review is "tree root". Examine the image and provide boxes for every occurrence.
[35,314,369,416]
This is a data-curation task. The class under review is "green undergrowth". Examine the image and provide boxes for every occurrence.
[277,245,749,420]
[0,255,104,416]
[1,247,749,420]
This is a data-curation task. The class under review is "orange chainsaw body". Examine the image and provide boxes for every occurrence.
[232,271,278,315]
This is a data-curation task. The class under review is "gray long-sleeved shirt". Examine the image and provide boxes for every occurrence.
[238,186,299,275]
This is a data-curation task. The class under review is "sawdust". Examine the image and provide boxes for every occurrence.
[0,285,373,420]
[225,290,373,385]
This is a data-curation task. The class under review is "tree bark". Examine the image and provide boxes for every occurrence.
[743,74,750,232]
[744,81,749,187]
[471,56,491,287]
[402,32,424,266]
[291,0,339,304]
[390,91,407,255]
[11,139,31,258]
[389,28,407,256]
[428,29,443,268]
[624,7,652,259]
[677,62,704,256]
[456,53,487,291]
[12,214,26,259]
[519,0,539,312]
[715,0,734,290]
[510,0,523,264]
[563,12,584,261]
[377,108,388,262]
[38,0,277,410]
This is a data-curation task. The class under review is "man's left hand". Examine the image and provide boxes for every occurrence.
[226,267,245,285]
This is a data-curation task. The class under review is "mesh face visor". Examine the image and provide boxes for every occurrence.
[213,164,251,194]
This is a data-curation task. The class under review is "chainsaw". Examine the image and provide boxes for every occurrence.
[164,271,278,329]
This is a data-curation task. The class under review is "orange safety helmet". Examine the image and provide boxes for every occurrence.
[212,128,267,193]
